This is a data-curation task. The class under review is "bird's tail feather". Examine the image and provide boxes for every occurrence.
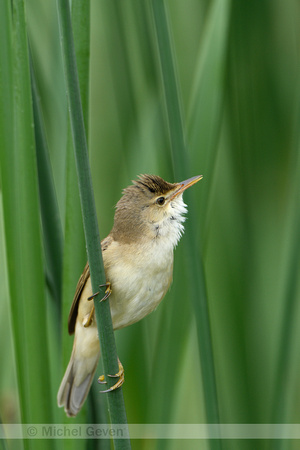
[57,348,99,417]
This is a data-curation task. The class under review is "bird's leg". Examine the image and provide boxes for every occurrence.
[98,358,125,393]
[86,281,123,390]
[87,282,112,302]
[83,283,112,328]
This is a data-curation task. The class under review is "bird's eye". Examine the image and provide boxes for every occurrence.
[156,196,165,206]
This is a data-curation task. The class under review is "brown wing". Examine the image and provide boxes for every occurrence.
[68,261,90,335]
[67,235,113,335]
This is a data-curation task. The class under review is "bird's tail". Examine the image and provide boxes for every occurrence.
[57,346,100,417]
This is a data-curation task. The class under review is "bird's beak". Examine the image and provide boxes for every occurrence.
[170,175,203,200]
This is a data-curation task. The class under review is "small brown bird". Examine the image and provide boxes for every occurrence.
[57,174,202,417]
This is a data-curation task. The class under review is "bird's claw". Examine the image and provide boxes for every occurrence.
[99,282,112,302]
[98,359,124,393]
[87,282,112,302]
[84,283,112,328]
[98,374,106,384]
[83,305,95,328]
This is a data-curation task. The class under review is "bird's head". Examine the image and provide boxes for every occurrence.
[111,174,202,246]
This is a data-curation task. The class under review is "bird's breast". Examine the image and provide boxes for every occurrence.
[104,239,174,330]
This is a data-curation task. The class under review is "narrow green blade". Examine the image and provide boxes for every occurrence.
[0,1,54,448]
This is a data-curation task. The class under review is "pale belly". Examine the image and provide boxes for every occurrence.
[109,264,173,330]
[107,243,174,330]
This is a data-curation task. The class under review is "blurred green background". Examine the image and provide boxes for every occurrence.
[1,0,300,449]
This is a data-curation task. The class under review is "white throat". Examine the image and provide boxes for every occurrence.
[152,194,187,250]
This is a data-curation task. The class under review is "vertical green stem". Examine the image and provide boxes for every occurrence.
[151,1,187,175]
[56,0,130,447]
[60,3,92,440]
[31,55,64,312]
[0,1,54,447]
[151,1,221,448]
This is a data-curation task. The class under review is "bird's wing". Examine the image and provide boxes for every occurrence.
[68,261,90,335]
[67,235,113,335]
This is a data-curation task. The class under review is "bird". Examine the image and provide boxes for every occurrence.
[57,173,202,417]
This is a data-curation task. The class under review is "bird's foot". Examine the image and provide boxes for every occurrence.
[98,358,124,393]
[83,305,95,328]
[87,282,112,302]
[84,283,112,327]
[99,282,112,302]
